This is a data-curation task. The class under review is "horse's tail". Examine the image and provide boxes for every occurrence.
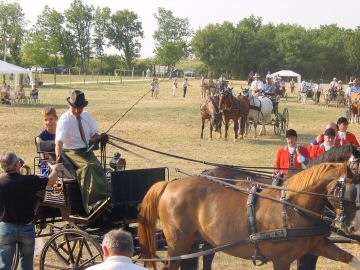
[138,181,169,263]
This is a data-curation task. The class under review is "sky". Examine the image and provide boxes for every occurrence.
[9,0,360,58]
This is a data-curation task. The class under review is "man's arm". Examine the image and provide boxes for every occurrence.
[55,140,63,163]
[47,163,64,186]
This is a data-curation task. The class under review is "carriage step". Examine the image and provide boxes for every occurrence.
[43,191,65,206]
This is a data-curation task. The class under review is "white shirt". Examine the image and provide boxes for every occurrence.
[250,80,264,91]
[56,109,99,150]
[86,256,146,270]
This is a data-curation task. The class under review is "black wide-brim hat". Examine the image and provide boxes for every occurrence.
[67,90,88,108]
[285,129,298,138]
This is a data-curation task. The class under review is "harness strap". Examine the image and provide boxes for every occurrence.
[247,186,268,266]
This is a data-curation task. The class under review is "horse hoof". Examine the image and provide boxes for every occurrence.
[233,138,238,142]
[208,137,212,141]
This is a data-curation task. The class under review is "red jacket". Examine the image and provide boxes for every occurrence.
[335,132,360,146]
[309,144,327,160]
[275,146,310,175]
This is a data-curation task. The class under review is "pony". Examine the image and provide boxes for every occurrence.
[242,88,273,137]
[200,96,222,140]
[138,162,360,270]
[218,89,250,141]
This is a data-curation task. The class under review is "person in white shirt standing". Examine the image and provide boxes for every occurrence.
[55,90,107,215]
[250,73,264,97]
[86,228,146,270]
[172,78,178,97]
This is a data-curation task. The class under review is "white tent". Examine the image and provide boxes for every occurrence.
[270,70,301,84]
[0,60,33,91]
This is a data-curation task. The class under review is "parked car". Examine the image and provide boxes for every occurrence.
[184,70,196,77]
[31,66,44,73]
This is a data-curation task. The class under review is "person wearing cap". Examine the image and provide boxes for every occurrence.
[55,90,108,214]
[335,116,360,146]
[275,129,310,175]
[308,128,336,160]
[264,77,276,95]
[349,79,360,96]
[308,122,339,154]
[346,81,354,103]
[250,73,264,97]
[329,77,338,89]
[0,151,63,270]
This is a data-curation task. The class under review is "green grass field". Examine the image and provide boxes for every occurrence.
[0,79,359,269]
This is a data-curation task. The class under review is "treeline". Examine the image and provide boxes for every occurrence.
[1,0,360,81]
[192,16,360,81]
[0,1,191,75]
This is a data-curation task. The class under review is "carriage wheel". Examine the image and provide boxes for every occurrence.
[282,108,289,134]
[39,229,103,270]
[11,245,19,270]
[273,113,282,136]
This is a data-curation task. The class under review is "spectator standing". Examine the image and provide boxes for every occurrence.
[172,78,178,97]
[0,151,63,270]
[290,79,295,94]
[314,80,323,104]
[183,78,189,98]
[86,228,146,270]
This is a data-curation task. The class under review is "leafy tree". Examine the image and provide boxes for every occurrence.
[153,8,192,71]
[107,9,143,69]
[0,2,26,64]
[65,0,94,73]
[93,7,111,73]
[346,27,360,75]
[21,32,51,66]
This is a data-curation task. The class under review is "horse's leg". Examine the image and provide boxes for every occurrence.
[209,124,213,141]
[202,242,215,270]
[311,238,359,269]
[200,119,205,139]
[180,242,199,270]
[224,120,229,140]
[233,117,239,142]
[272,260,291,270]
[219,121,222,139]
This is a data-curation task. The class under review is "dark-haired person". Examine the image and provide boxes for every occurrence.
[55,90,107,215]
[0,151,63,270]
[308,128,336,160]
[335,117,359,146]
[275,129,310,176]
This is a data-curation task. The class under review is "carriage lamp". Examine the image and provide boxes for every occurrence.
[110,152,126,171]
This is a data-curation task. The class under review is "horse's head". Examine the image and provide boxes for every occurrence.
[327,173,360,234]
[218,89,232,111]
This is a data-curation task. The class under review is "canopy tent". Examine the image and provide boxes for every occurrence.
[270,70,301,84]
[0,60,33,91]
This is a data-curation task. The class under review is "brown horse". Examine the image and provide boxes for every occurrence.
[218,89,250,141]
[138,162,360,270]
[200,96,222,139]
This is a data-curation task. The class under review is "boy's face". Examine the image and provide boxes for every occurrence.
[44,115,58,130]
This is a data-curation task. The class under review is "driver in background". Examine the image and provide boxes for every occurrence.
[275,129,310,176]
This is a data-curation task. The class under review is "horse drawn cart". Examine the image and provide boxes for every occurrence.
[12,141,168,270]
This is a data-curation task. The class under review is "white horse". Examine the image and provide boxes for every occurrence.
[244,90,273,137]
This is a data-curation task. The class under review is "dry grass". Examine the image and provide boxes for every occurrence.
[1,79,359,269]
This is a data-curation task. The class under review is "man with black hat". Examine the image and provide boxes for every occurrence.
[55,90,107,215]
[275,129,310,175]
[335,116,359,146]
[309,128,336,159]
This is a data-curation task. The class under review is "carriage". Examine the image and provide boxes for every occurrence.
[262,94,289,136]
[12,141,168,270]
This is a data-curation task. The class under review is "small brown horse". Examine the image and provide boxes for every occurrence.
[218,89,250,141]
[200,96,222,139]
[138,162,360,270]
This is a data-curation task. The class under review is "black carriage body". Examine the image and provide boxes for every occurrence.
[36,167,167,225]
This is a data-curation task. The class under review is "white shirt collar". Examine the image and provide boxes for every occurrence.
[105,256,133,263]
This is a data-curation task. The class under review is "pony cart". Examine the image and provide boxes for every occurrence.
[12,140,168,270]
[265,94,289,136]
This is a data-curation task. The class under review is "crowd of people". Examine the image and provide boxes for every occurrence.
[150,77,192,99]
[0,82,39,105]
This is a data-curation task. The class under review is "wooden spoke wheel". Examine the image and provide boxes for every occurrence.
[39,229,103,270]
[273,113,282,136]
[281,108,289,135]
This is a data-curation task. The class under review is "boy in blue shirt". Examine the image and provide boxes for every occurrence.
[36,107,58,176]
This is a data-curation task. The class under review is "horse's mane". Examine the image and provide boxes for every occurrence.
[285,162,348,191]
[308,144,360,167]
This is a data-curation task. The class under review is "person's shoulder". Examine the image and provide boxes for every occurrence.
[85,262,103,270]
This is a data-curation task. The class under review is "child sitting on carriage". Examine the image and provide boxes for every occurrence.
[36,107,58,176]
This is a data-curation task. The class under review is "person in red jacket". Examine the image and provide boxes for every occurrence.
[275,129,310,175]
[307,122,338,154]
[309,128,336,160]
[335,117,360,146]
